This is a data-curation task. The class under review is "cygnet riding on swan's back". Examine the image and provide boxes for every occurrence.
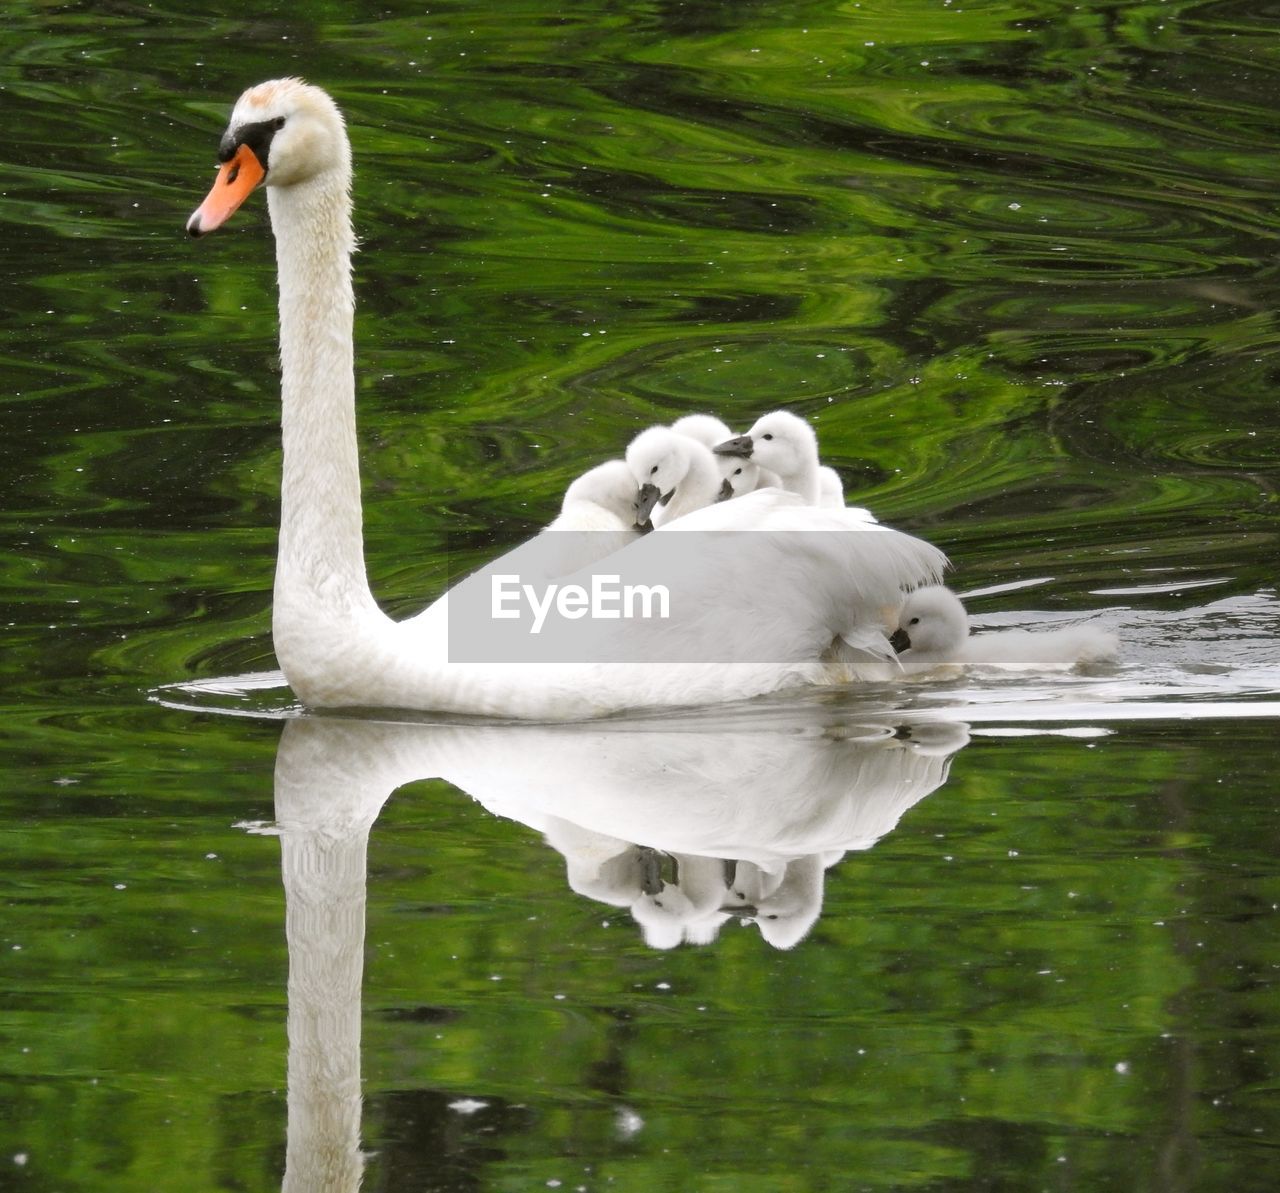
[186,78,947,718]
[546,459,648,534]
[626,426,726,526]
[715,410,846,509]
[670,413,779,498]
[530,458,651,577]
[890,586,1120,674]
[669,414,733,449]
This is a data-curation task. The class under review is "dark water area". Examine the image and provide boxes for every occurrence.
[2,1,1279,1190]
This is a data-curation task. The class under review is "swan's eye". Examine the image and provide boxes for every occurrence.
[733,467,742,476]
[273,116,287,130]
[762,433,773,440]
[649,465,658,475]
[909,617,920,625]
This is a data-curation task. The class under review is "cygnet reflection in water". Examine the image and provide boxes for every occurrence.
[268,706,970,956]
[499,714,970,949]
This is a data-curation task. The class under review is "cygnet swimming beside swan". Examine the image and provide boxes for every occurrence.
[890,586,1120,674]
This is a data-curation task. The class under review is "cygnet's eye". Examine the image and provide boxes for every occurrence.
[733,467,743,476]
[273,116,287,130]
[909,617,920,625]
[649,465,658,475]
[762,433,774,440]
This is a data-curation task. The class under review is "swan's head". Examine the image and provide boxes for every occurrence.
[187,78,349,237]
[626,426,699,523]
[714,410,818,481]
[890,586,969,656]
[561,459,648,529]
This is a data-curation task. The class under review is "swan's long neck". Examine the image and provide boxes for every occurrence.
[268,169,381,633]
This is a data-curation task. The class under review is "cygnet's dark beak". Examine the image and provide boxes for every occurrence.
[889,628,911,653]
[635,483,663,524]
[713,434,753,458]
[716,478,734,501]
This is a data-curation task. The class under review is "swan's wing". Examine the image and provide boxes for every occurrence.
[653,485,804,531]
[549,505,947,667]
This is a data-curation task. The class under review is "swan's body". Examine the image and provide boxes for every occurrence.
[891,586,1120,674]
[715,410,844,508]
[188,79,946,719]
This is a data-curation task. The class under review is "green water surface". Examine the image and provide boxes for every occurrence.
[3,1,1279,1190]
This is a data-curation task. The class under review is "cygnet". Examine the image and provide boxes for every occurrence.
[714,409,846,508]
[671,413,781,499]
[890,585,1120,674]
[626,425,725,525]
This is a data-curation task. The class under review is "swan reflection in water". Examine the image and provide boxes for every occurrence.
[270,705,968,1191]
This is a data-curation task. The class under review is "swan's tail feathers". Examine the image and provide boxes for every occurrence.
[838,527,950,607]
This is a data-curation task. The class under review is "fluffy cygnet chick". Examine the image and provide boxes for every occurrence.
[546,459,648,532]
[671,413,781,499]
[890,586,1120,673]
[626,425,724,526]
[713,409,843,507]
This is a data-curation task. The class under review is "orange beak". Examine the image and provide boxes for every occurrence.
[186,143,266,237]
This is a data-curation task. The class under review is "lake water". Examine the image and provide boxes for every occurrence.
[3,1,1279,1189]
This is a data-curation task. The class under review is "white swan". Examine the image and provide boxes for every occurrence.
[714,410,846,509]
[890,586,1121,673]
[188,79,946,718]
